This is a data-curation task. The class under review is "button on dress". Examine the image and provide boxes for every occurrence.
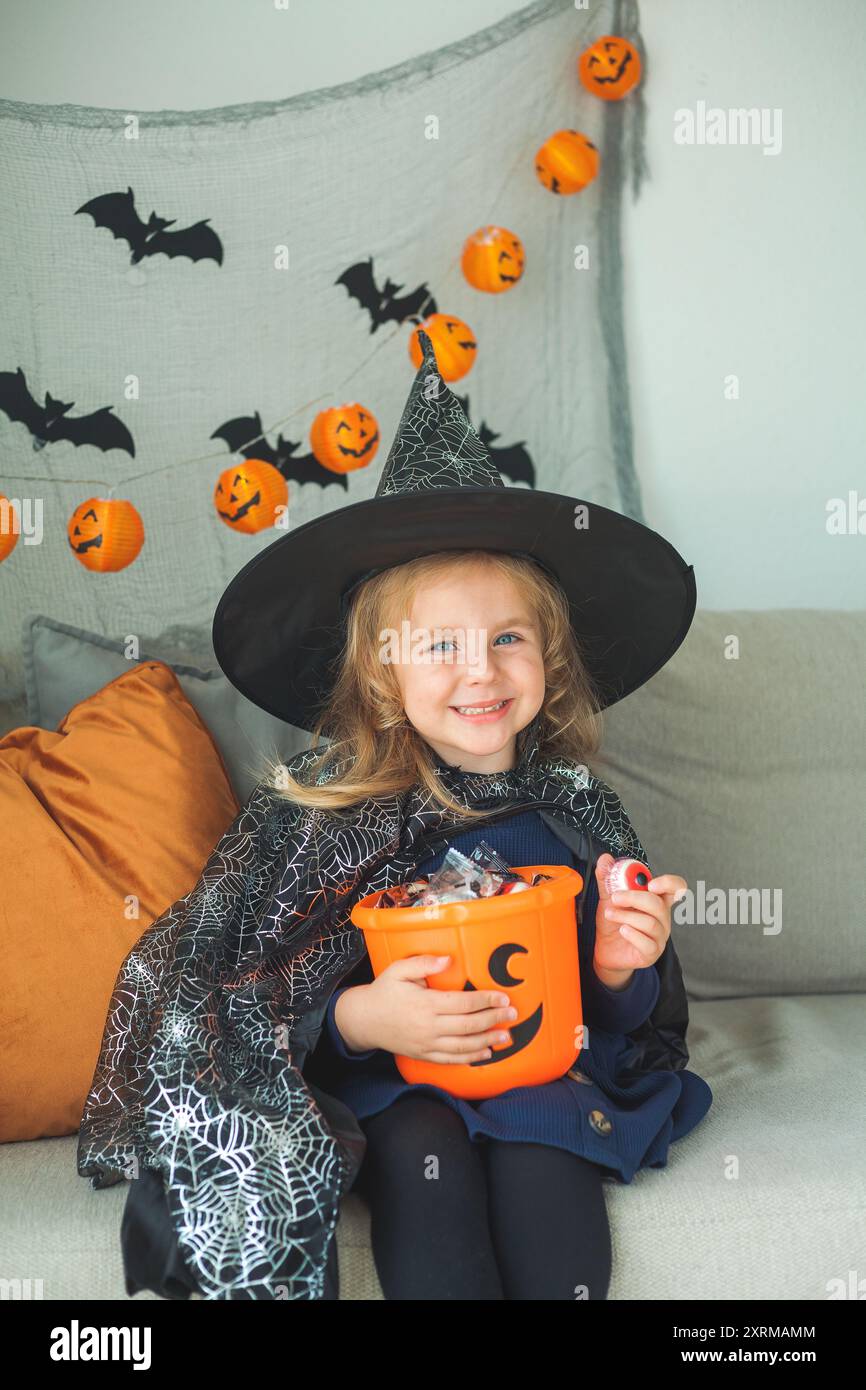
[313,811,713,1184]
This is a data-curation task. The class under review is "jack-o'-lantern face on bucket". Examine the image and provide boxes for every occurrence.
[351,861,584,1100]
[463,941,543,1066]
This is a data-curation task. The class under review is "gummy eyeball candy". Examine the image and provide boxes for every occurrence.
[603,857,652,896]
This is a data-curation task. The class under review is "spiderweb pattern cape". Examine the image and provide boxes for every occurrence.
[77,719,691,1300]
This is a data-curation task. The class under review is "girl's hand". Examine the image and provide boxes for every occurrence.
[592,853,685,977]
[336,955,519,1063]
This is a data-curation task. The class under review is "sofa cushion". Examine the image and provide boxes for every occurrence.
[2,994,862,1299]
[602,992,866,1299]
[597,609,866,998]
[0,661,239,1143]
[21,612,313,803]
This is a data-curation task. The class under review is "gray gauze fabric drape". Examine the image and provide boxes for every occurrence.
[0,0,647,721]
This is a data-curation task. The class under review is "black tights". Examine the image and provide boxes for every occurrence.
[121,1092,611,1301]
[350,1090,612,1300]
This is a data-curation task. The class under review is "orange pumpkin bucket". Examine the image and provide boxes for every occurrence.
[350,863,584,1100]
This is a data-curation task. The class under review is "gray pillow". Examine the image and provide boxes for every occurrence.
[21,613,315,803]
[0,690,27,738]
[595,609,866,999]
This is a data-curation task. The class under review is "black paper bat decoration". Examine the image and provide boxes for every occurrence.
[76,187,224,266]
[336,258,437,333]
[454,393,536,489]
[0,367,135,456]
[211,413,349,492]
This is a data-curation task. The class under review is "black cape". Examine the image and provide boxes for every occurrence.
[77,720,691,1300]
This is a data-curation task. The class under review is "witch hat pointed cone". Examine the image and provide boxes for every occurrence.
[374,329,503,497]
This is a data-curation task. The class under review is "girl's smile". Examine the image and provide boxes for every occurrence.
[449,697,515,723]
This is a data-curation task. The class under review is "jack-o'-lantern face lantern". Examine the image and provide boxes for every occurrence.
[67,496,145,571]
[535,130,600,196]
[463,942,542,1066]
[461,226,526,295]
[409,313,477,382]
[69,503,103,552]
[578,35,641,101]
[310,403,380,474]
[214,458,288,534]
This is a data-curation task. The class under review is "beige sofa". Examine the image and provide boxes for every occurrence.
[2,609,864,1300]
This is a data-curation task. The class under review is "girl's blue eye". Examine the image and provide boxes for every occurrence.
[430,633,522,652]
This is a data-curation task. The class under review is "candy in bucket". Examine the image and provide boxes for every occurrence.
[376,840,555,908]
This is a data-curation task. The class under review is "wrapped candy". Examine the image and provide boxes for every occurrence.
[374,839,546,908]
[413,846,499,905]
[528,871,554,887]
[376,877,430,909]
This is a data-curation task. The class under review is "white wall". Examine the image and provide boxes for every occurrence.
[627,0,866,609]
[2,0,863,608]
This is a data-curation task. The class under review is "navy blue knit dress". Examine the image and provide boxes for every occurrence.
[319,811,712,1184]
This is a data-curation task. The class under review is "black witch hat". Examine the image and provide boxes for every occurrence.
[212,331,695,732]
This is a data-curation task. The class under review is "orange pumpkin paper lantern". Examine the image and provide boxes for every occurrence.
[310,403,380,474]
[67,497,144,572]
[535,129,600,195]
[578,35,642,101]
[352,863,585,1100]
[408,313,477,382]
[213,458,288,534]
[461,226,526,294]
[0,495,21,564]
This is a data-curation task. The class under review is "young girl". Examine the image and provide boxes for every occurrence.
[81,331,711,1301]
[290,544,712,1301]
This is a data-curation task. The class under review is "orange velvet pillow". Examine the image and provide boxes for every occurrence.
[0,660,240,1142]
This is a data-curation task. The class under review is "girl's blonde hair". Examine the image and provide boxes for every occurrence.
[259,548,605,820]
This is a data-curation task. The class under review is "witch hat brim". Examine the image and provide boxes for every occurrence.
[212,332,696,732]
[212,485,695,732]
